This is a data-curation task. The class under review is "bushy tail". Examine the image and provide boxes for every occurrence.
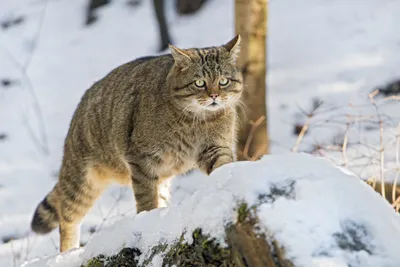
[31,187,59,234]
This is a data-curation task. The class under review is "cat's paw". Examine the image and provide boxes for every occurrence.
[207,155,233,175]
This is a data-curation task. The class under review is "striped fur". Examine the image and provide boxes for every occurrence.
[31,35,243,252]
[31,188,59,234]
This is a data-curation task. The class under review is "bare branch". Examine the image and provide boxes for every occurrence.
[0,0,50,155]
[243,115,266,159]
[342,116,351,168]
[393,124,400,203]
[292,118,310,153]
[24,0,49,70]
[368,90,386,199]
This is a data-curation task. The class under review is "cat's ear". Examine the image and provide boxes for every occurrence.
[169,45,191,71]
[223,35,241,63]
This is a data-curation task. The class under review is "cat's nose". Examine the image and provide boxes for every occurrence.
[210,93,219,100]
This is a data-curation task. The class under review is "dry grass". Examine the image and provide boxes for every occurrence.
[290,90,400,209]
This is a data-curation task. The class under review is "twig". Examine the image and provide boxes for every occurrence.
[288,90,400,210]
[342,115,351,168]
[393,172,399,204]
[393,124,400,203]
[22,231,38,264]
[383,95,400,101]
[24,233,30,264]
[369,90,386,199]
[392,195,400,212]
[9,239,17,267]
[291,100,325,153]
[50,236,59,252]
[95,188,125,233]
[292,118,310,152]
[0,0,50,155]
[251,143,268,161]
[243,115,266,159]
[24,0,49,69]
[1,47,49,154]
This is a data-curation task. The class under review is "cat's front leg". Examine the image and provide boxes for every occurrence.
[129,161,159,213]
[197,145,234,175]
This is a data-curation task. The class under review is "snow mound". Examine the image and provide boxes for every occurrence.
[23,153,400,267]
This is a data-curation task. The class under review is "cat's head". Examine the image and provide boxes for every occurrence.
[167,35,243,114]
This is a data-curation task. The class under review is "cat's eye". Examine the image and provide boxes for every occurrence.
[219,77,230,86]
[194,80,206,88]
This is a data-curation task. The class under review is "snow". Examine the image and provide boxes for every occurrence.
[21,153,400,267]
[1,0,400,266]
[268,0,400,180]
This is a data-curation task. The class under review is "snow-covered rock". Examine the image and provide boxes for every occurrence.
[22,153,400,267]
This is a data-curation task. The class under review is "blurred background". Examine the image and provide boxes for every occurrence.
[0,0,399,266]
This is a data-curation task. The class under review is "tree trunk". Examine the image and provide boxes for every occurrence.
[153,0,173,51]
[235,0,268,160]
[176,0,208,15]
[85,0,111,26]
[226,220,293,267]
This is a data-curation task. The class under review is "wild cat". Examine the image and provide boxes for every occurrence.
[31,35,243,252]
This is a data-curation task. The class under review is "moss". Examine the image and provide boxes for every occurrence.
[193,228,201,239]
[237,202,250,223]
[80,247,141,267]
[81,230,231,266]
[82,258,103,267]
[162,228,232,266]
[81,203,271,266]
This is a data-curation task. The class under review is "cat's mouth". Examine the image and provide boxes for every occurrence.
[204,102,222,111]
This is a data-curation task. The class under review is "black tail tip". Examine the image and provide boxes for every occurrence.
[31,209,55,234]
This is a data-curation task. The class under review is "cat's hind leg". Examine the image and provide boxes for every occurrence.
[58,163,109,252]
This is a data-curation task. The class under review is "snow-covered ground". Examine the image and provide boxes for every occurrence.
[22,154,400,267]
[0,0,399,266]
